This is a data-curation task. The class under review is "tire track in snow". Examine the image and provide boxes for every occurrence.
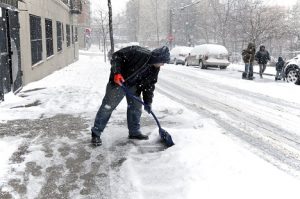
[157,71,300,176]
[161,68,300,145]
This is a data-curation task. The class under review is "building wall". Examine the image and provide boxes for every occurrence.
[18,0,79,85]
[77,0,90,49]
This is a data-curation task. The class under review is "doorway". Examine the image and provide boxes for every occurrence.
[0,4,22,101]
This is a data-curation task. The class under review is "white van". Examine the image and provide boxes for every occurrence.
[169,46,193,65]
[185,44,230,69]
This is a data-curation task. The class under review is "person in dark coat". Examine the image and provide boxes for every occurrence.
[275,56,285,81]
[255,45,270,78]
[242,42,256,80]
[91,45,170,146]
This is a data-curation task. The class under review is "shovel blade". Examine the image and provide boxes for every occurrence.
[159,128,175,147]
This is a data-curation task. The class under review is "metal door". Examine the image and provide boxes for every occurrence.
[0,7,9,101]
[0,6,22,101]
[8,9,22,92]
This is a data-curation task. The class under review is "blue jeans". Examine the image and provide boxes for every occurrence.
[245,63,253,74]
[259,64,266,77]
[91,82,143,137]
[275,70,283,79]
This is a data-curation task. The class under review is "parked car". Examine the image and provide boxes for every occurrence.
[169,46,193,65]
[185,44,230,69]
[283,55,300,85]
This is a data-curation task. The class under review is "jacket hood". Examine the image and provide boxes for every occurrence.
[149,46,170,64]
[259,45,265,51]
[247,42,255,52]
[247,42,255,49]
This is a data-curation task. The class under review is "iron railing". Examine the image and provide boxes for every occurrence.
[0,0,18,8]
[61,0,82,14]
[70,0,82,14]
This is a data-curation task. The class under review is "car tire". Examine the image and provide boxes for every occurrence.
[285,66,299,84]
[220,66,227,70]
[296,72,300,85]
[199,60,206,69]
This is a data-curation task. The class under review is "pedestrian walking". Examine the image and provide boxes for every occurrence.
[242,42,256,80]
[255,45,270,78]
[275,56,285,81]
[91,45,170,146]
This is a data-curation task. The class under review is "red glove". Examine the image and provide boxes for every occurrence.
[114,73,125,86]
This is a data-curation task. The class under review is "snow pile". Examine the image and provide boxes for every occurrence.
[116,94,300,199]
[0,55,111,121]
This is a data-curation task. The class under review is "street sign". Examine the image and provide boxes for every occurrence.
[167,35,174,41]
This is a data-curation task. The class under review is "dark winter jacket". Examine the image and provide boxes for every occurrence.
[255,45,270,64]
[276,57,285,71]
[109,46,159,104]
[242,43,256,64]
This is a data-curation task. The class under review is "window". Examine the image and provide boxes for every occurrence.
[66,24,70,47]
[71,25,74,44]
[56,21,62,52]
[62,23,64,41]
[75,26,78,42]
[0,9,8,53]
[30,14,42,65]
[45,19,53,57]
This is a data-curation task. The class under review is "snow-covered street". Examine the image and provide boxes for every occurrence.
[1,49,300,199]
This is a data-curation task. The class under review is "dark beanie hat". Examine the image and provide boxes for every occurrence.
[149,46,170,64]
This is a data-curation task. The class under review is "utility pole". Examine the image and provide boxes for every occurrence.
[168,8,174,49]
[107,0,114,53]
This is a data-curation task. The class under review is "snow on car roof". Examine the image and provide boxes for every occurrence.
[192,44,228,55]
[180,47,193,54]
[171,46,193,55]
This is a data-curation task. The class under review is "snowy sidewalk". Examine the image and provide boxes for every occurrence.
[0,52,115,198]
[0,51,168,199]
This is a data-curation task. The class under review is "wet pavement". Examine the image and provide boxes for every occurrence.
[0,112,167,199]
[0,114,114,198]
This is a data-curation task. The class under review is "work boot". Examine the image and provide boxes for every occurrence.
[128,133,149,140]
[91,136,102,146]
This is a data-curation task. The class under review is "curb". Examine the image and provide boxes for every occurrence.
[237,70,275,77]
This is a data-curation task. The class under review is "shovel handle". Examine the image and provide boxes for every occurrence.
[120,84,162,129]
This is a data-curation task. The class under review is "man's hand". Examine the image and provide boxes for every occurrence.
[114,73,125,86]
[144,104,152,114]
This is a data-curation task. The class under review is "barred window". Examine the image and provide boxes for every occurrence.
[72,25,74,44]
[62,23,64,41]
[30,14,42,65]
[45,18,53,57]
[56,21,62,52]
[66,24,70,47]
[75,26,78,42]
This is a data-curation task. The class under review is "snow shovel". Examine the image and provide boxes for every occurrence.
[120,84,175,147]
